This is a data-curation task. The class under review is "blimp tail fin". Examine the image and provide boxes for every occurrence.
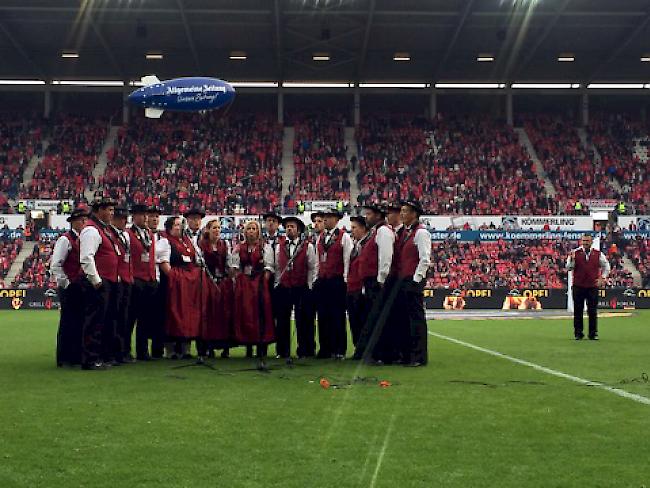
[141,75,161,86]
[145,108,164,119]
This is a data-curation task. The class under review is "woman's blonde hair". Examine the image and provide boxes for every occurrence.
[244,220,262,242]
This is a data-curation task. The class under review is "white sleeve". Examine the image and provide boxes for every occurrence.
[376,226,394,284]
[413,228,431,283]
[51,235,71,288]
[230,246,241,269]
[307,243,317,289]
[341,232,353,283]
[599,252,611,278]
[566,248,579,270]
[264,243,275,273]
[79,227,103,286]
[156,237,171,264]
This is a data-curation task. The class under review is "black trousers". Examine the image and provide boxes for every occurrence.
[102,280,124,362]
[301,288,316,354]
[274,284,314,358]
[314,276,347,357]
[150,280,165,358]
[115,282,132,360]
[56,282,84,366]
[358,276,402,362]
[126,279,158,358]
[397,278,428,365]
[346,290,367,349]
[80,279,117,366]
[572,286,598,338]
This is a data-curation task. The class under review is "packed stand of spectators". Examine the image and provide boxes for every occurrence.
[587,113,649,215]
[99,112,282,214]
[357,114,557,215]
[11,241,55,289]
[625,237,650,287]
[522,115,621,214]
[0,114,43,199]
[286,114,350,204]
[19,114,108,201]
[0,236,23,281]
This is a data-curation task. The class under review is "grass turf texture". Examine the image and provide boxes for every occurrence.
[1,311,649,488]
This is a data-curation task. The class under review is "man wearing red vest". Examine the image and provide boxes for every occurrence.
[266,216,317,359]
[52,208,89,366]
[314,207,353,359]
[79,199,119,370]
[566,233,610,340]
[126,204,158,360]
[396,201,431,367]
[346,215,371,351]
[110,206,134,363]
[353,203,395,361]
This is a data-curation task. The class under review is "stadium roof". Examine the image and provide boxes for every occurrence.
[1,0,649,84]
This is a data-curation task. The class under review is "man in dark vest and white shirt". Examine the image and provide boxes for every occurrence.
[314,207,353,359]
[126,204,158,360]
[266,216,317,359]
[395,201,431,367]
[51,208,89,366]
[79,198,120,370]
[566,233,610,340]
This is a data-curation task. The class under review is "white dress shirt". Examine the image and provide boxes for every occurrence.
[50,229,79,289]
[411,226,432,283]
[566,247,611,278]
[375,225,394,284]
[79,225,109,286]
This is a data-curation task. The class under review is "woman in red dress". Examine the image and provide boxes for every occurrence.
[231,220,274,367]
[198,219,234,358]
[159,216,201,348]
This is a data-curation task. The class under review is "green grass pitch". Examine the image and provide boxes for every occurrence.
[1,310,649,487]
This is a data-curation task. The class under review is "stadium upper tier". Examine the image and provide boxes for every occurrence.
[0,111,647,216]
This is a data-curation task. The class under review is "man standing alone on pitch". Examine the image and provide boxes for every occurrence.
[566,234,610,340]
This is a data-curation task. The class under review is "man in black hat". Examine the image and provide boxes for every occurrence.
[303,211,325,343]
[51,208,89,366]
[109,206,133,364]
[79,199,120,370]
[266,216,317,359]
[126,204,158,360]
[147,206,165,358]
[347,215,370,351]
[353,203,395,361]
[183,207,206,252]
[313,207,353,359]
[394,201,431,366]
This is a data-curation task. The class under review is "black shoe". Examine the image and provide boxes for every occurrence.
[588,335,599,341]
[206,350,215,358]
[316,352,331,359]
[575,335,584,341]
[367,359,384,366]
[181,354,193,360]
[123,355,137,363]
[81,361,106,370]
[170,354,179,360]
[220,350,230,359]
[136,355,151,361]
[257,359,269,372]
[404,361,424,367]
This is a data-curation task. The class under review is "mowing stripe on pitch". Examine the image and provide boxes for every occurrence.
[428,331,650,406]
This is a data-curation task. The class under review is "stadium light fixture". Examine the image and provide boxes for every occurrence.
[359,83,427,88]
[0,80,46,85]
[282,82,353,88]
[434,83,505,89]
[393,52,411,61]
[313,53,330,61]
[229,51,247,60]
[145,53,163,60]
[587,83,645,89]
[229,81,278,88]
[558,54,575,62]
[52,80,125,87]
[477,54,495,62]
[61,52,79,59]
[511,83,580,89]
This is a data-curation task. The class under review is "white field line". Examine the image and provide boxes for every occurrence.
[369,413,396,488]
[428,331,650,406]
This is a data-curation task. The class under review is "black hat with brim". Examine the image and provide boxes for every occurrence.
[91,198,117,210]
[183,207,206,218]
[131,204,148,214]
[310,211,325,222]
[382,201,402,213]
[146,206,161,215]
[66,209,90,222]
[323,207,344,219]
[350,215,367,227]
[282,216,305,233]
[363,203,386,216]
[113,206,129,218]
[401,200,424,216]
[262,212,283,223]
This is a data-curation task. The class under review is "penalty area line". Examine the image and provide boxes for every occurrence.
[427,330,650,406]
